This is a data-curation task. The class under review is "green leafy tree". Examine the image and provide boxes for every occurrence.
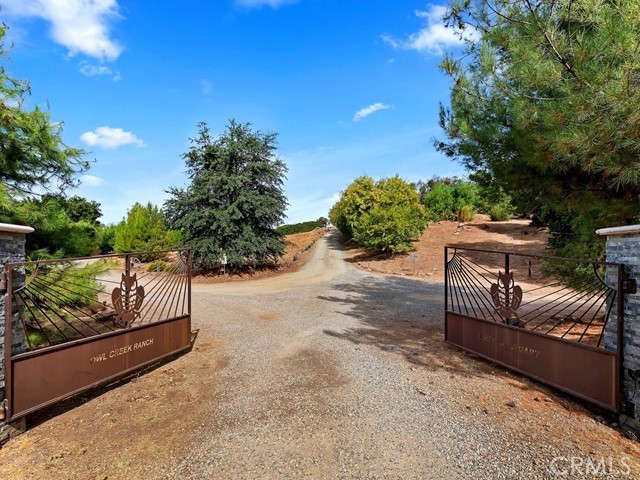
[40,194,102,224]
[329,176,377,239]
[0,185,98,257]
[114,202,179,260]
[331,176,427,253]
[164,120,288,269]
[0,25,87,196]
[316,216,329,227]
[96,224,117,254]
[437,0,640,257]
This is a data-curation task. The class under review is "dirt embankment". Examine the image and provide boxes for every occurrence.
[192,227,328,284]
[344,215,550,282]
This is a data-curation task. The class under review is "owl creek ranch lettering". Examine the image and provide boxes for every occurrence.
[89,338,154,364]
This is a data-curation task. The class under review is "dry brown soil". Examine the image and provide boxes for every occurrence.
[345,214,550,282]
[191,227,328,284]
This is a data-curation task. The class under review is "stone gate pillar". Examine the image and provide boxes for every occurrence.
[597,225,640,433]
[0,222,33,444]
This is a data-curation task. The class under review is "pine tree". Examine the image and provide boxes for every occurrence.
[437,0,640,257]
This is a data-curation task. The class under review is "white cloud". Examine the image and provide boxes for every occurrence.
[80,174,105,187]
[235,0,298,8]
[80,126,145,149]
[79,61,120,80]
[381,4,478,56]
[2,0,124,61]
[353,103,391,122]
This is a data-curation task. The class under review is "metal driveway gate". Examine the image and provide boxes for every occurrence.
[445,246,629,412]
[3,249,192,421]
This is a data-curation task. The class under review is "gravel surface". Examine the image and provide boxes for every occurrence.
[1,231,638,479]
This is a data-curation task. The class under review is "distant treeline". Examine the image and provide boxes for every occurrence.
[277,218,328,236]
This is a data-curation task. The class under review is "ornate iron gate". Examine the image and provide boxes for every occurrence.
[445,246,627,412]
[2,249,192,421]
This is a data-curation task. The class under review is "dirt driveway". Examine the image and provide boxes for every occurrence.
[1,231,639,479]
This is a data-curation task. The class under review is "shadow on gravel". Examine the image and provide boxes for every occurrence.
[319,275,546,386]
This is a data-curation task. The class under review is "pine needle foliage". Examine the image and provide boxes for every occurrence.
[436,0,640,258]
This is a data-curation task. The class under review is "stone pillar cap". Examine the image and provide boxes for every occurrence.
[0,223,34,234]
[596,225,640,236]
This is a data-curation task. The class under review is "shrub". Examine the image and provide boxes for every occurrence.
[421,178,480,221]
[489,205,511,221]
[331,175,427,253]
[457,205,475,222]
[146,260,168,272]
[423,183,455,220]
[277,220,325,235]
[96,224,117,254]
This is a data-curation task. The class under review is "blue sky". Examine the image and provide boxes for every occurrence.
[1,0,468,224]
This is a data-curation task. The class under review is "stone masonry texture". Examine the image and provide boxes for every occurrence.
[604,233,640,432]
[0,231,28,444]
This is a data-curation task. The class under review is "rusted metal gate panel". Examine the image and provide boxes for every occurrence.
[3,250,192,421]
[445,246,625,412]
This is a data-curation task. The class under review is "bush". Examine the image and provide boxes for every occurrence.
[421,178,480,221]
[277,220,325,235]
[331,175,427,253]
[96,224,117,254]
[489,205,511,221]
[457,205,474,222]
[146,260,168,272]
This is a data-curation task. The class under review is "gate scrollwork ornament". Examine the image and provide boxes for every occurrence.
[111,271,145,328]
[490,271,523,324]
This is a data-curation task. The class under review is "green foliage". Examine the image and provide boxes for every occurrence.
[34,261,107,309]
[331,175,428,253]
[146,260,168,272]
[276,220,325,235]
[24,261,108,348]
[0,185,99,258]
[96,224,117,254]
[329,176,376,239]
[423,183,455,220]
[0,25,87,196]
[458,205,474,222]
[114,202,180,261]
[437,0,640,258]
[488,205,511,221]
[40,194,102,224]
[164,120,288,269]
[316,216,329,227]
[420,177,480,221]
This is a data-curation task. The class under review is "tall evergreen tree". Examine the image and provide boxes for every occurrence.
[0,25,87,196]
[437,0,640,257]
[164,120,288,269]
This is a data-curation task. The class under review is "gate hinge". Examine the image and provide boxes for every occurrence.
[622,273,637,294]
[0,271,6,294]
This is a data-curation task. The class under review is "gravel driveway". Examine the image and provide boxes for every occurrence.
[1,231,638,479]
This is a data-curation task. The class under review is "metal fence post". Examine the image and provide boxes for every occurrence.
[444,246,449,341]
